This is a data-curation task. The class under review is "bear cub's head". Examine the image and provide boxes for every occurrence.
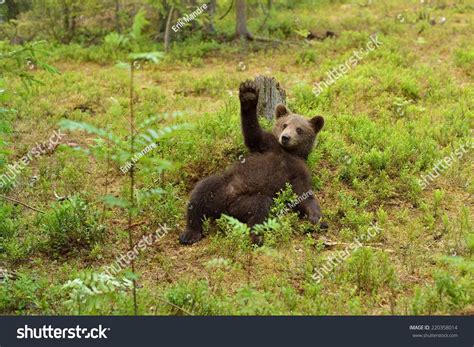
[272,104,324,159]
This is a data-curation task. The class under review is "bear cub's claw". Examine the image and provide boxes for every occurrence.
[179,229,203,245]
[239,80,259,107]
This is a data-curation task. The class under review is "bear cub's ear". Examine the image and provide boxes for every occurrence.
[310,116,324,134]
[275,104,290,118]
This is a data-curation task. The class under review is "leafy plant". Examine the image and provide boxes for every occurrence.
[164,280,215,315]
[62,271,132,315]
[39,196,105,257]
[130,9,149,43]
[102,8,151,55]
[0,42,59,186]
[0,274,41,314]
[270,183,298,217]
[343,248,397,295]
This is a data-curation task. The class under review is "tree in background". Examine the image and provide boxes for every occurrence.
[0,0,266,45]
[235,0,252,40]
[4,0,20,21]
[1,0,34,22]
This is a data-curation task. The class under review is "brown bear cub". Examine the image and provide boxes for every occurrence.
[179,80,326,245]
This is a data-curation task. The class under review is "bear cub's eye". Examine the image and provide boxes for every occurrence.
[296,127,303,135]
[283,124,287,129]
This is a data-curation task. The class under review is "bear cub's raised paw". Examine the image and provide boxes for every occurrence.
[239,80,259,109]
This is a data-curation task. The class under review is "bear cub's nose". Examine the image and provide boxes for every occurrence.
[281,135,291,144]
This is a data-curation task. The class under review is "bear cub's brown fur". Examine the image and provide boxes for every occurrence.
[179,80,325,245]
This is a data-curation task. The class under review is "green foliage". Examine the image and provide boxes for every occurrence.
[62,271,132,315]
[103,9,154,58]
[0,274,41,313]
[103,32,131,56]
[232,285,281,315]
[0,0,472,316]
[270,183,298,217]
[296,49,318,65]
[0,202,31,262]
[168,39,222,61]
[0,203,18,249]
[59,114,188,169]
[216,214,253,260]
[163,280,287,315]
[0,41,60,137]
[176,73,234,97]
[164,280,217,315]
[342,248,397,295]
[39,196,105,257]
[454,47,474,75]
[0,41,60,90]
[131,9,149,43]
[411,256,474,314]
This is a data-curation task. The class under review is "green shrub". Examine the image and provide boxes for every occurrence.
[169,39,221,61]
[343,248,397,294]
[0,202,33,262]
[0,203,18,250]
[232,285,281,315]
[411,258,474,315]
[39,196,105,257]
[0,273,51,314]
[454,48,474,74]
[62,271,132,315]
[164,280,220,315]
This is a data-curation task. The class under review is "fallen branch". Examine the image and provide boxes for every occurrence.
[125,220,146,230]
[241,35,301,47]
[0,194,45,214]
[321,240,394,253]
[156,296,194,316]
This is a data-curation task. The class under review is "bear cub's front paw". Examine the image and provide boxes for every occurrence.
[239,80,259,108]
[179,228,203,245]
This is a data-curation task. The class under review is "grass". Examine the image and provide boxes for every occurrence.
[0,0,473,315]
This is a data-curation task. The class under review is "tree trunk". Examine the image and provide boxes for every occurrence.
[61,1,77,43]
[254,75,287,120]
[5,0,20,20]
[208,0,217,33]
[235,0,252,40]
[62,3,70,42]
[114,0,121,33]
[164,6,174,52]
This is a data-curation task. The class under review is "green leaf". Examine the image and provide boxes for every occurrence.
[136,188,165,201]
[115,61,131,69]
[123,270,139,281]
[131,8,149,40]
[36,61,61,75]
[128,51,164,64]
[59,120,125,146]
[100,195,129,208]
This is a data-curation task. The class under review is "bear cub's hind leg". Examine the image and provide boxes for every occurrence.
[228,194,273,246]
[179,175,227,245]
